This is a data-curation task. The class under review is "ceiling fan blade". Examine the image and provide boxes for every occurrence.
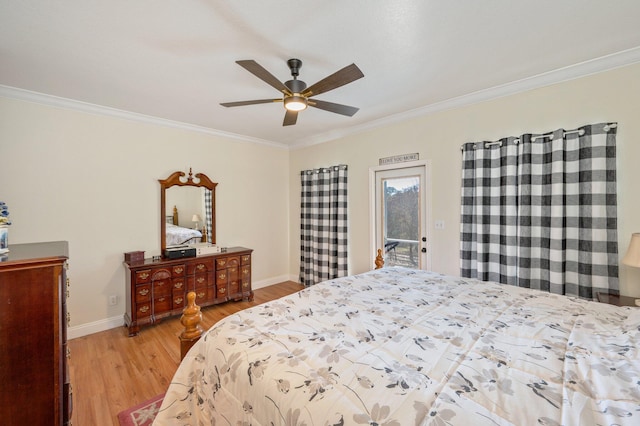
[302,63,364,98]
[283,110,298,126]
[220,99,280,107]
[236,60,291,95]
[309,99,359,116]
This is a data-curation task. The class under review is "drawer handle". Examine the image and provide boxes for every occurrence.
[139,288,149,296]
[197,292,205,299]
[175,297,183,304]
[219,273,226,280]
[197,264,205,270]
[140,305,149,313]
[218,260,226,266]
[66,347,71,359]
[242,268,249,274]
[174,267,184,274]
[197,277,205,284]
[139,272,149,280]
[66,277,70,288]
[243,282,249,288]
[174,282,183,289]
[219,287,226,293]
[67,312,71,326]
[242,256,249,262]
[158,297,165,302]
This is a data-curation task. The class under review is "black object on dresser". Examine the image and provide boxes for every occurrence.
[0,241,72,425]
[124,247,253,336]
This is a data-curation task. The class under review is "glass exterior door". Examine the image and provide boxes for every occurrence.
[374,165,428,269]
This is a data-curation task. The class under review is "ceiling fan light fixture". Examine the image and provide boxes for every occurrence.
[284,95,308,111]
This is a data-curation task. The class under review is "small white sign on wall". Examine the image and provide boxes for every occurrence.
[379,153,419,166]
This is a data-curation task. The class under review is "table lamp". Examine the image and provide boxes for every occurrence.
[622,232,640,306]
[192,214,202,230]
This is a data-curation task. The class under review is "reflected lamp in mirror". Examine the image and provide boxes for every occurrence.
[622,232,640,306]
[192,214,202,230]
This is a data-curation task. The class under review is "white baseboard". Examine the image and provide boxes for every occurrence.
[68,275,301,339]
[68,315,125,340]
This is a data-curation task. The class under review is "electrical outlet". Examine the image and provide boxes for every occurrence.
[109,295,117,306]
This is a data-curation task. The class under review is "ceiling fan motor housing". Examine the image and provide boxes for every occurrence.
[285,78,307,93]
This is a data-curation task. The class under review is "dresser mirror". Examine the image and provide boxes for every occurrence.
[160,169,217,253]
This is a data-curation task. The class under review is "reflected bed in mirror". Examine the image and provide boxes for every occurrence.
[165,205,203,246]
[160,169,217,255]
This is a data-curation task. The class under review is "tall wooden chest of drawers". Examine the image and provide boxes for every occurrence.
[124,247,253,336]
[0,241,71,425]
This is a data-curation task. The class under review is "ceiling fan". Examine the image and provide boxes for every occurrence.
[220,59,364,126]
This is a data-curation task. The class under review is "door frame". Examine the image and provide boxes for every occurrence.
[369,160,432,270]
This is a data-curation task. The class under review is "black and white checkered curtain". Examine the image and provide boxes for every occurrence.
[299,165,348,286]
[204,190,212,242]
[461,122,619,299]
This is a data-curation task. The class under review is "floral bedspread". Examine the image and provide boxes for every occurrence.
[166,223,202,246]
[153,267,640,425]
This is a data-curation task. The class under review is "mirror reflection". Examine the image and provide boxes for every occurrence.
[165,186,210,246]
[160,169,217,254]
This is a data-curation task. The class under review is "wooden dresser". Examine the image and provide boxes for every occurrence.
[0,241,71,425]
[124,247,253,336]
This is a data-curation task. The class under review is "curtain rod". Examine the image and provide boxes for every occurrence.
[460,123,617,151]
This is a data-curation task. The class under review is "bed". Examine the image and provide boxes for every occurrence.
[166,206,203,246]
[154,263,640,425]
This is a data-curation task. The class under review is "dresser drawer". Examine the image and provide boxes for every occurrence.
[194,289,207,304]
[135,270,152,284]
[188,273,211,289]
[137,302,151,318]
[135,284,151,302]
[154,295,171,314]
[216,256,240,270]
[187,259,213,275]
[216,269,228,284]
[153,279,172,297]
[172,278,186,292]
[151,268,171,281]
[173,294,185,309]
[172,264,186,276]
[241,265,250,279]
[211,286,224,300]
[242,278,251,291]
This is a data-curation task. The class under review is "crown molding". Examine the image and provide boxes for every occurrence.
[2,46,639,151]
[290,46,640,149]
[0,85,289,150]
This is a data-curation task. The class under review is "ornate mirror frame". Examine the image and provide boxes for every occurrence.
[160,169,217,253]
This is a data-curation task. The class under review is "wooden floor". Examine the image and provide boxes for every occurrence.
[67,280,303,426]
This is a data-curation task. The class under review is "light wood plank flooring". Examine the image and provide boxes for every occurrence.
[68,280,303,425]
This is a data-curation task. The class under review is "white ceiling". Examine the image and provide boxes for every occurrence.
[2,1,640,149]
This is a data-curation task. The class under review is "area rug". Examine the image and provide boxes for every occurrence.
[117,393,165,426]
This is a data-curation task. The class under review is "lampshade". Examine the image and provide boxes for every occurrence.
[192,214,202,223]
[284,95,307,111]
[622,233,640,268]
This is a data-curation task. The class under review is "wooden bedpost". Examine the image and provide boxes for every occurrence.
[375,248,384,269]
[180,291,203,360]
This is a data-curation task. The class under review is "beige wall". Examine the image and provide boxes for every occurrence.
[290,62,640,297]
[0,97,291,335]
